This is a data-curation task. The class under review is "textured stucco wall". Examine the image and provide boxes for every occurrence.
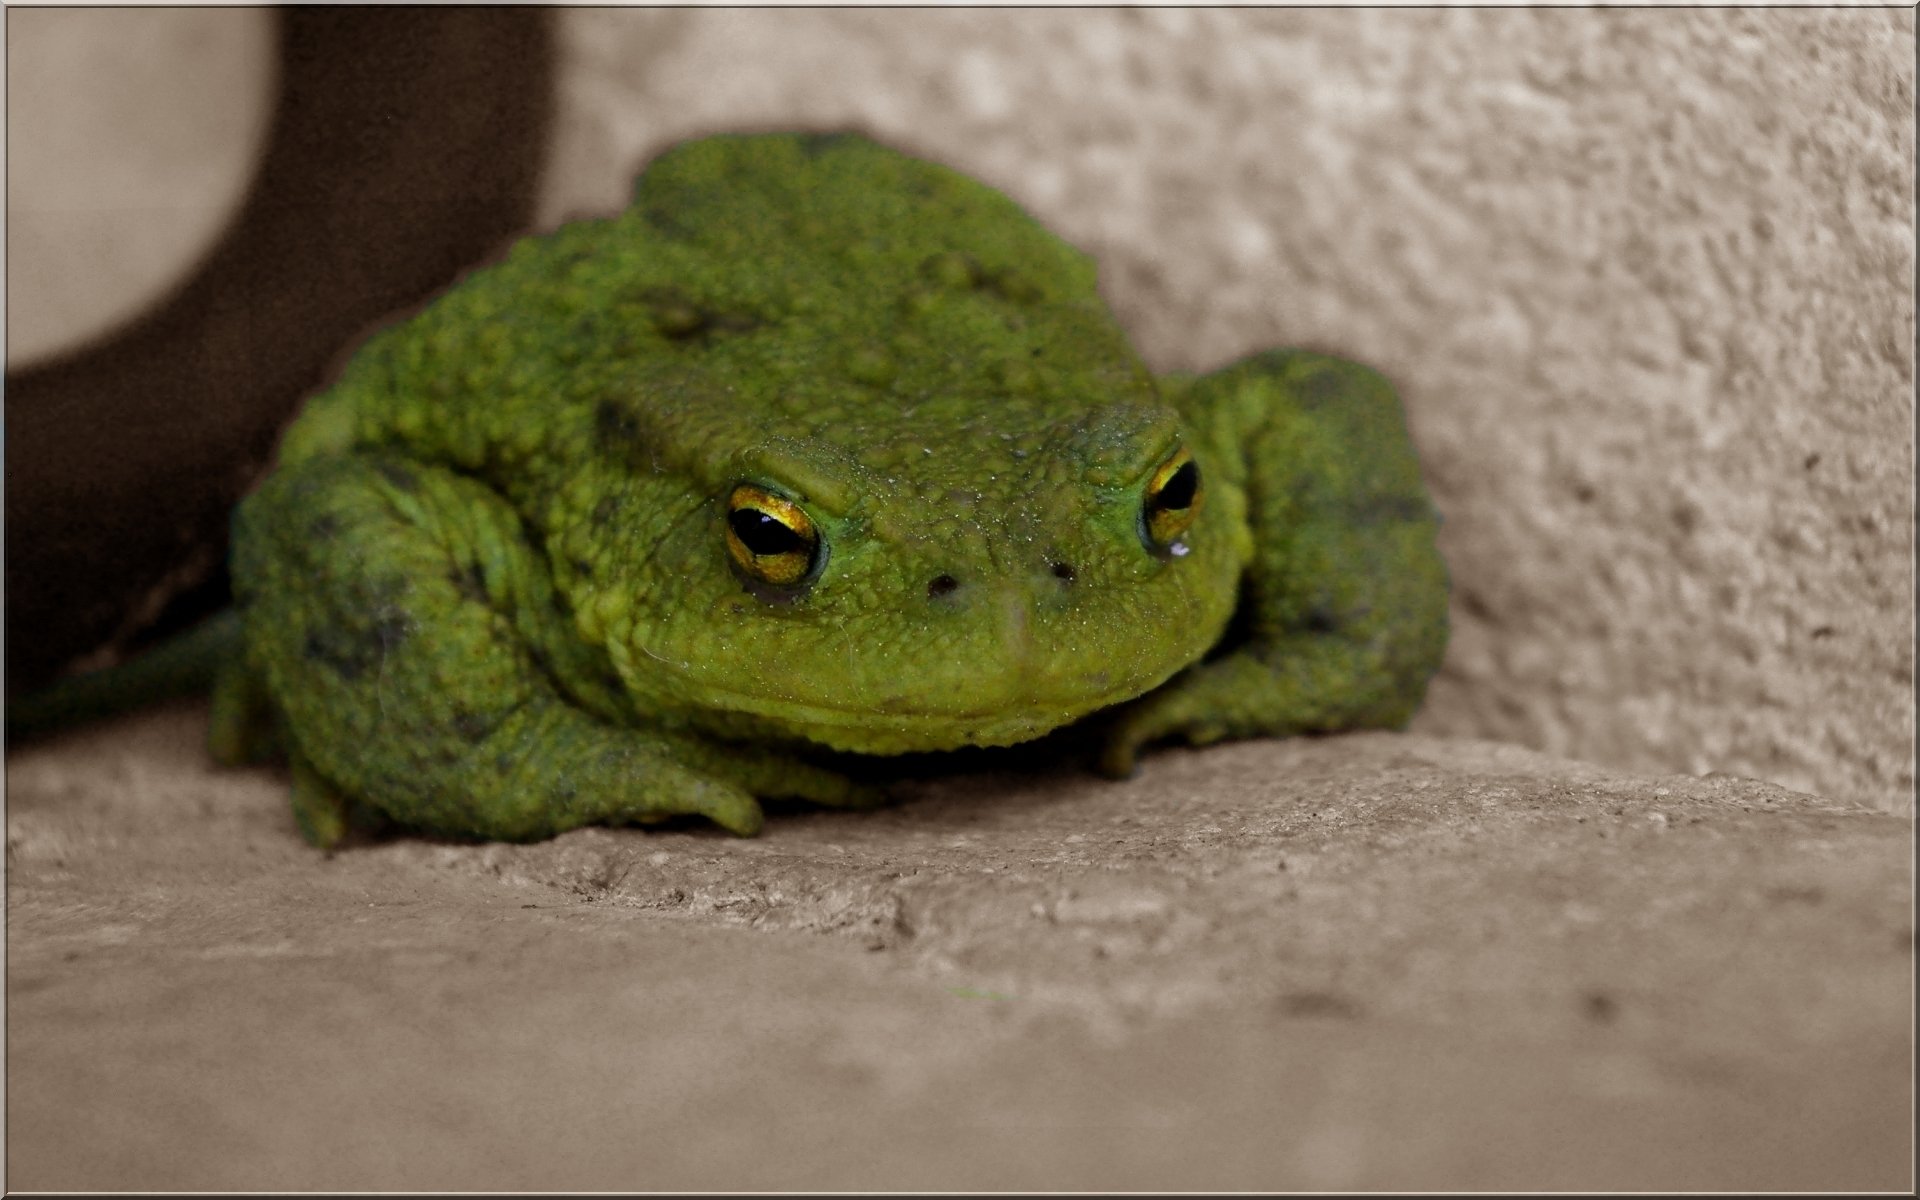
[539,7,1916,812]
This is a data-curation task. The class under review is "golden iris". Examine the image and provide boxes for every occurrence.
[725,485,820,587]
[1142,446,1203,550]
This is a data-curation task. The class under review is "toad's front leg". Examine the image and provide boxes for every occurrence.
[229,453,869,845]
[1102,351,1450,775]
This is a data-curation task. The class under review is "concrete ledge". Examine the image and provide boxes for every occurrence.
[6,705,1909,1190]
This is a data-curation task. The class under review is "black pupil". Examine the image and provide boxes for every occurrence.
[730,508,807,557]
[1151,461,1199,511]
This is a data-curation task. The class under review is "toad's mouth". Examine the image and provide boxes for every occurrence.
[677,669,1181,755]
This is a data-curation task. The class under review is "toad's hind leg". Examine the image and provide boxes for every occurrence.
[1103,351,1450,775]
[231,453,780,845]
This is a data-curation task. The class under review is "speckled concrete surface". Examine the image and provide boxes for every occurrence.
[5,706,1910,1190]
[538,7,1915,812]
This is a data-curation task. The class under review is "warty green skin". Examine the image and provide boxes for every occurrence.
[219,132,1450,845]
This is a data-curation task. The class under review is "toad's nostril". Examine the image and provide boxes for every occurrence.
[1051,562,1075,584]
[927,574,960,599]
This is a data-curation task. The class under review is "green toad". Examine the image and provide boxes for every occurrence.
[209,132,1449,845]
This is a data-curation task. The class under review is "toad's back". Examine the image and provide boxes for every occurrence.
[281,132,1165,535]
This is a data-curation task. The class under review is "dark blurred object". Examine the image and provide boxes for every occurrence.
[5,7,555,694]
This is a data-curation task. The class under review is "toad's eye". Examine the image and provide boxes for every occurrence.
[1141,446,1203,553]
[725,484,822,588]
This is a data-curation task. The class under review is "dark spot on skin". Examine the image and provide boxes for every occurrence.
[641,201,692,241]
[548,777,579,812]
[301,611,408,683]
[450,563,490,606]
[674,310,760,342]
[526,645,558,683]
[1051,562,1076,584]
[374,461,420,493]
[590,496,621,530]
[303,629,365,681]
[595,399,642,450]
[1293,369,1348,408]
[307,513,342,541]
[550,590,574,619]
[451,709,493,743]
[571,558,594,581]
[1810,625,1836,639]
[927,574,960,599]
[795,131,858,158]
[1582,991,1619,1024]
[371,610,411,653]
[494,752,517,775]
[1346,493,1433,525]
[1276,990,1362,1020]
[1301,608,1341,634]
[515,522,545,556]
